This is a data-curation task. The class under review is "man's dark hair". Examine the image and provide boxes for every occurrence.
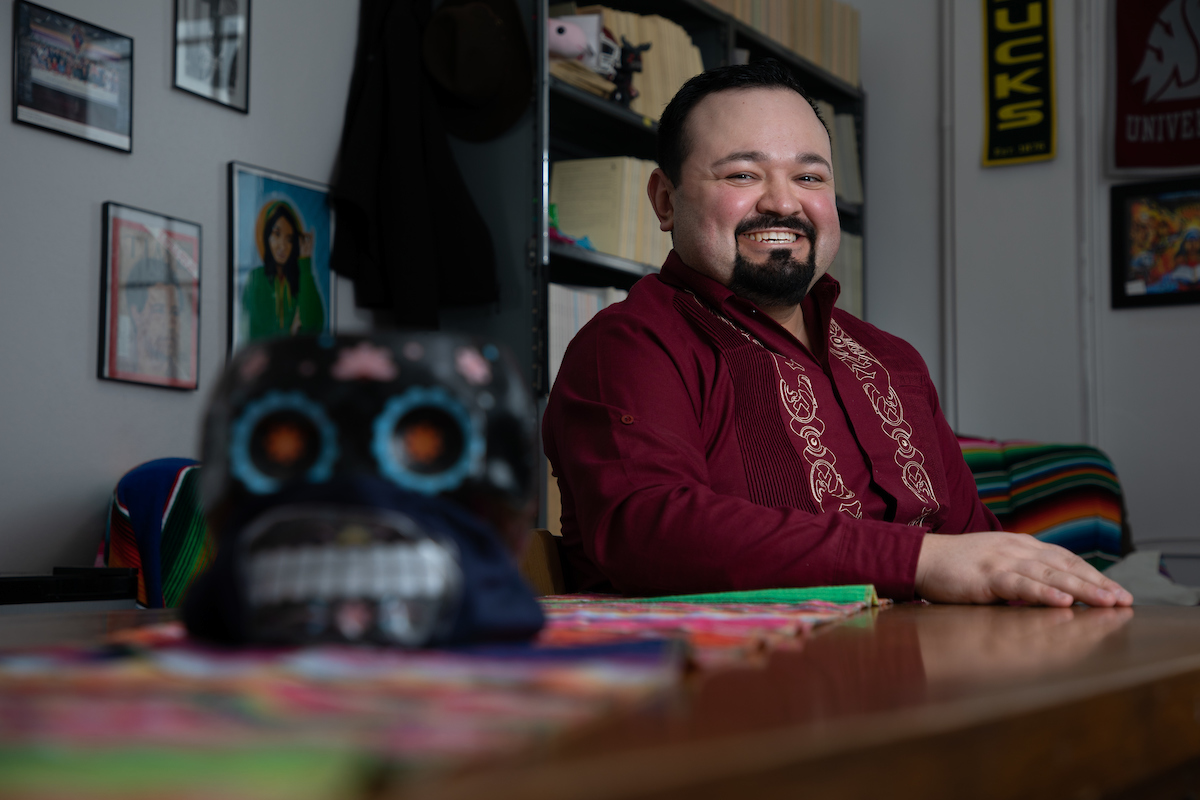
[126,256,180,313]
[656,59,827,187]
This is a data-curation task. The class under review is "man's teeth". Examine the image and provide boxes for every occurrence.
[746,232,799,243]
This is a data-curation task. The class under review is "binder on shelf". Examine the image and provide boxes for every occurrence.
[550,59,616,98]
[814,100,862,206]
[709,0,860,87]
[548,283,629,386]
[826,231,862,319]
[833,113,863,205]
[550,156,672,268]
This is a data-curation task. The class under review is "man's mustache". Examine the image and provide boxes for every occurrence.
[734,215,815,239]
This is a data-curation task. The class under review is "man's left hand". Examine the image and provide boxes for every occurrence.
[915,532,1134,607]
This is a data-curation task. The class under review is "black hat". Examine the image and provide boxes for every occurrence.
[422,0,533,142]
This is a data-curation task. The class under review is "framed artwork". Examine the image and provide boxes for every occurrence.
[99,203,201,389]
[1111,176,1200,309]
[1112,0,1200,170]
[12,1,133,152]
[228,162,336,354]
[173,0,250,112]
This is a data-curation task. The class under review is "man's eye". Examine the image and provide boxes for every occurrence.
[727,173,754,180]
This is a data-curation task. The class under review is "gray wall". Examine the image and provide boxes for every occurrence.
[0,0,363,570]
[857,0,1200,550]
[5,0,1195,570]
[856,0,944,390]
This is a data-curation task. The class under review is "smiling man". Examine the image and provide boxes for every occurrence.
[542,60,1131,608]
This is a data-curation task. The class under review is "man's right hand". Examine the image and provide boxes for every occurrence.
[915,532,1134,607]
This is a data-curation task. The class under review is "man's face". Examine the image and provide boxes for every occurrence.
[661,87,840,306]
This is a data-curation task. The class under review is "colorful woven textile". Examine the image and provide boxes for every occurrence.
[639,585,882,606]
[102,458,214,608]
[538,593,872,668]
[0,627,679,800]
[958,438,1126,568]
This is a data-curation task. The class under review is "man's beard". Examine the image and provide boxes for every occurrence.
[727,216,817,308]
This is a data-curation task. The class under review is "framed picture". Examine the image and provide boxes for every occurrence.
[1111,176,1200,309]
[173,0,250,112]
[228,162,336,354]
[99,203,201,390]
[12,1,133,152]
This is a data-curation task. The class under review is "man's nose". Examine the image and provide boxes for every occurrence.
[756,175,802,218]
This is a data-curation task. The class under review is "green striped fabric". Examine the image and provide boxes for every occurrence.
[625,585,881,606]
[958,437,1126,569]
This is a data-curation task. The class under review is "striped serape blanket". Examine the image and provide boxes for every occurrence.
[958,437,1127,569]
[101,458,214,608]
[538,587,878,668]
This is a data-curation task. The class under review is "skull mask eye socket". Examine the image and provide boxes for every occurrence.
[250,411,321,481]
[229,391,339,494]
[372,387,484,494]
[391,406,464,476]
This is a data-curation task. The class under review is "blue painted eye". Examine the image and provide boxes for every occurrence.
[230,391,339,494]
[372,387,484,494]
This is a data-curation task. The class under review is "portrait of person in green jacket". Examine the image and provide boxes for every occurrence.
[242,199,326,341]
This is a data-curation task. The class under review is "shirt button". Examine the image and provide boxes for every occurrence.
[621,414,634,424]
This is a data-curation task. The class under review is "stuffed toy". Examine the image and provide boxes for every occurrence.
[547,17,591,61]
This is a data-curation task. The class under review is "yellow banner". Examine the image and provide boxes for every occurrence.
[981,0,1057,166]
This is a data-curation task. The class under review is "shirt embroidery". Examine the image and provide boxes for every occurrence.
[688,294,861,519]
[827,320,940,526]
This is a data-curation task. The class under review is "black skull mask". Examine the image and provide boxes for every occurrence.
[183,332,543,647]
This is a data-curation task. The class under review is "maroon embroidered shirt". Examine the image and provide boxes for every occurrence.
[542,252,1001,599]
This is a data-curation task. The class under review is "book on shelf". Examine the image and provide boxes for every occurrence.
[548,283,629,386]
[705,0,860,87]
[573,5,705,121]
[550,58,616,98]
[826,230,862,319]
[814,100,862,205]
[550,156,672,268]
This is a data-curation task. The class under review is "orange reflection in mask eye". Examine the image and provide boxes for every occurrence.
[264,423,306,465]
[405,422,444,464]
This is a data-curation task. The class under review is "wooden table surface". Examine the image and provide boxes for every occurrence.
[392,604,1200,800]
[7,604,1200,800]
[0,607,175,650]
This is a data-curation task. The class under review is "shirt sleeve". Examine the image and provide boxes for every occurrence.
[543,310,930,600]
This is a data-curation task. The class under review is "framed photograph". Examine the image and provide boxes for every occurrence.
[99,203,201,390]
[173,0,250,112]
[229,162,335,354]
[1112,176,1200,309]
[12,1,133,152]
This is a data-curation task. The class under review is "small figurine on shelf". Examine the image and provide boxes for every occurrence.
[611,37,651,108]
[547,17,591,62]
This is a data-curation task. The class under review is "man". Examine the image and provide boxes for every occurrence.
[543,61,1131,607]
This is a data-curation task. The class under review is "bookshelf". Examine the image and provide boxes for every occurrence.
[442,0,865,399]
[535,0,866,394]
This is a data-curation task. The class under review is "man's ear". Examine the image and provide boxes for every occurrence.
[647,168,675,232]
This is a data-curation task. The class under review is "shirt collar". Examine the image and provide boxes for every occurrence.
[658,250,842,365]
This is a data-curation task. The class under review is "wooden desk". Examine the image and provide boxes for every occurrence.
[0,607,175,650]
[393,604,1200,800]
[8,604,1200,800]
